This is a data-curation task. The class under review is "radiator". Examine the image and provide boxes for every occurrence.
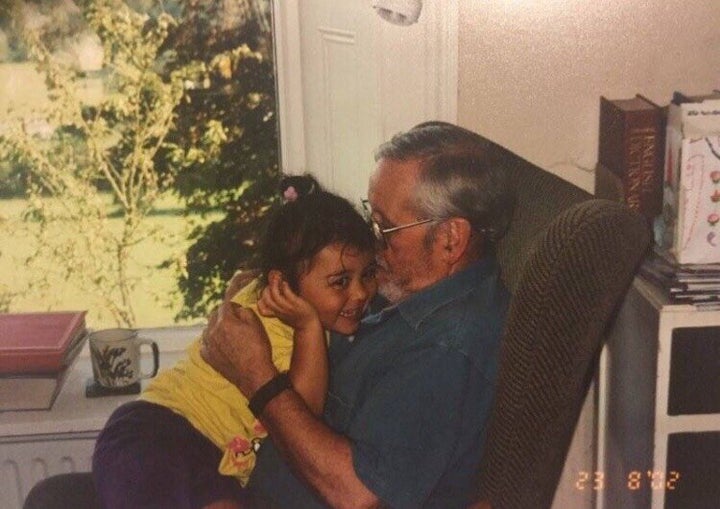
[0,434,96,509]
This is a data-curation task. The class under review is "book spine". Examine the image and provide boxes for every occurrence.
[624,124,663,218]
[597,96,665,221]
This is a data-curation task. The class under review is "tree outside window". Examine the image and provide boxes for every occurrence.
[0,0,280,328]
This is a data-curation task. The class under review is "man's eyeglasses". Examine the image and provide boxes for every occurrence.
[361,199,435,248]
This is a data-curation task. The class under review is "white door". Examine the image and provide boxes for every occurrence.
[274,0,458,204]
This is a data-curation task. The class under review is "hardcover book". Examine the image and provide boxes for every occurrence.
[0,311,87,374]
[597,94,666,221]
[594,161,624,204]
[0,328,87,411]
[0,364,72,411]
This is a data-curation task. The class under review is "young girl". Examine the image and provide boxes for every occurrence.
[93,176,378,509]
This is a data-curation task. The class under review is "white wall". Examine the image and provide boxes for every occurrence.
[458,0,720,193]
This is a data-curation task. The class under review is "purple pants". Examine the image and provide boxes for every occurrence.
[92,400,248,509]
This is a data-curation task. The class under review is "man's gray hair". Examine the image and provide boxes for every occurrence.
[374,121,515,247]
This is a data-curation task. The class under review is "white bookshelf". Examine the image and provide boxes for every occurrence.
[597,277,720,509]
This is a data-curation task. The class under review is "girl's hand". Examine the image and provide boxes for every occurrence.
[257,271,320,332]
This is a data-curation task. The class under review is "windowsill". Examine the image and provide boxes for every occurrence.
[0,325,204,439]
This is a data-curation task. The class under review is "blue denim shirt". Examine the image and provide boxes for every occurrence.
[249,257,509,508]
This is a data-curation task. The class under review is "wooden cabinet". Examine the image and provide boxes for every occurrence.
[0,327,198,509]
[597,278,720,509]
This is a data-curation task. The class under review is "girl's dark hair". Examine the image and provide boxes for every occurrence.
[258,175,375,291]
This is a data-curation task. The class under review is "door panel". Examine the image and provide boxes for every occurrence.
[275,0,458,204]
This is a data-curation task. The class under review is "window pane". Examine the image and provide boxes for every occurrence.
[0,0,279,328]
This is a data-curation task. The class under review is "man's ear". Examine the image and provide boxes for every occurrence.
[440,217,472,263]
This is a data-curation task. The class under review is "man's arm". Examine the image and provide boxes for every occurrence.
[258,385,379,508]
[201,301,379,508]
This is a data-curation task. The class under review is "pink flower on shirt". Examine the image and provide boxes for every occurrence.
[227,436,254,470]
[228,436,252,456]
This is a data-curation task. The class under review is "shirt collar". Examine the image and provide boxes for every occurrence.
[392,256,499,329]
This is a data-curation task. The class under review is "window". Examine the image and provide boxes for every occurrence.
[0,0,279,328]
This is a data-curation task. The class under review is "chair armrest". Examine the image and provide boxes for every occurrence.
[478,199,650,509]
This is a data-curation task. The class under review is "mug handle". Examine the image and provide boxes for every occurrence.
[136,338,160,380]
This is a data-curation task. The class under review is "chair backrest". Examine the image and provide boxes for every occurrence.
[476,139,651,508]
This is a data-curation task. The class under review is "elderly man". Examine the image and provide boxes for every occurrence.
[203,121,515,508]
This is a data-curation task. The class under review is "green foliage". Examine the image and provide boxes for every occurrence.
[156,1,280,319]
[0,155,28,197]
[1,0,279,322]
[0,0,187,326]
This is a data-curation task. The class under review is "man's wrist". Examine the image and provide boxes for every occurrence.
[245,364,280,396]
[249,372,293,417]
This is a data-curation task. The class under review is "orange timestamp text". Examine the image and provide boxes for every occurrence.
[575,470,680,491]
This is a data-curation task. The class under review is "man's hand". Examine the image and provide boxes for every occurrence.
[224,269,260,300]
[200,300,278,397]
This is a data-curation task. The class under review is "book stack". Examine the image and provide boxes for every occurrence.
[0,311,88,411]
[639,248,720,308]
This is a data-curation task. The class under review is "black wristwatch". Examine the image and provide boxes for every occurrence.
[248,372,293,417]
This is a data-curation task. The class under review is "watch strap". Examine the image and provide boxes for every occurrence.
[248,372,292,417]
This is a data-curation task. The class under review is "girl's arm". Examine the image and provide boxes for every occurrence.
[257,273,328,415]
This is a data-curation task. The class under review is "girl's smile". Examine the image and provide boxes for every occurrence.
[297,242,378,335]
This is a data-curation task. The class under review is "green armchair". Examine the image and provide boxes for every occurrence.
[475,138,651,508]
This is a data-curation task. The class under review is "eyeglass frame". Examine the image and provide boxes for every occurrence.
[361,199,499,249]
[361,199,435,247]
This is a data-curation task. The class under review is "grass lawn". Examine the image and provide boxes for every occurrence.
[0,194,217,329]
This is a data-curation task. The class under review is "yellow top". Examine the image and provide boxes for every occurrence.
[141,279,294,486]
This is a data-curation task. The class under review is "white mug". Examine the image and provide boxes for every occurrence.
[88,328,159,388]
